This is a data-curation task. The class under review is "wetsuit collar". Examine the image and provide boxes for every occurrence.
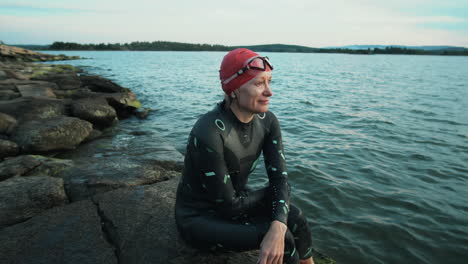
[218,100,254,127]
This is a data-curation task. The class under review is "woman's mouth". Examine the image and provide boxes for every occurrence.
[258,100,269,105]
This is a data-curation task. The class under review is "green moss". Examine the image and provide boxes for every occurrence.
[313,250,337,264]
[127,99,142,109]
[29,70,48,79]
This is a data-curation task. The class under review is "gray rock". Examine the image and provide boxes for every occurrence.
[0,112,17,134]
[0,139,19,158]
[54,87,93,99]
[0,176,68,227]
[93,176,258,264]
[12,116,93,152]
[0,97,68,121]
[82,129,103,143]
[0,200,117,264]
[80,75,127,93]
[31,72,82,90]
[24,155,75,178]
[135,108,151,119]
[55,122,184,170]
[72,98,117,128]
[0,155,41,181]
[16,82,58,98]
[67,91,141,119]
[100,92,141,119]
[57,157,176,201]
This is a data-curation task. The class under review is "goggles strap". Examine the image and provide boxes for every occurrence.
[222,56,272,85]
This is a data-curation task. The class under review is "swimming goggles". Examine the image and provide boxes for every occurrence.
[222,56,273,85]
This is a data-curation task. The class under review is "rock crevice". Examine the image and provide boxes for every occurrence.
[92,199,121,264]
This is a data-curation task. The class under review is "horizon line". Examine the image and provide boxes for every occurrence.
[2,41,467,49]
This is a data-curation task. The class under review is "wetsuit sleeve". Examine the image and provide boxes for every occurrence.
[189,132,266,218]
[263,113,290,225]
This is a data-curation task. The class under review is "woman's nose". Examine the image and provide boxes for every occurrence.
[263,81,273,97]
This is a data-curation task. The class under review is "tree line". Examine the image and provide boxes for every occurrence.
[15,41,468,56]
[49,41,230,51]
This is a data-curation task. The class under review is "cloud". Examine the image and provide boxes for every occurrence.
[0,0,467,47]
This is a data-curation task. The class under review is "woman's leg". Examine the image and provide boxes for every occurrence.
[176,208,300,263]
[287,204,314,262]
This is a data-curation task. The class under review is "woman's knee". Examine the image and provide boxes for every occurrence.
[287,204,308,232]
[284,230,300,264]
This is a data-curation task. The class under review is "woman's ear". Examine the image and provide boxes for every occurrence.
[230,92,236,99]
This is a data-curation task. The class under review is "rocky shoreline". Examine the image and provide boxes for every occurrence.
[0,45,334,264]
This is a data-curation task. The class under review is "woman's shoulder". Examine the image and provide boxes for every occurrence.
[255,110,279,130]
[191,104,231,145]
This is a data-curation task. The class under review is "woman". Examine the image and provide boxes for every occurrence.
[175,48,315,264]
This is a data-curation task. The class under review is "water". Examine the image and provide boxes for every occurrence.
[44,51,468,264]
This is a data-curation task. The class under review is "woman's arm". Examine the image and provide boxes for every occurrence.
[257,113,291,264]
[263,113,290,225]
[258,220,287,264]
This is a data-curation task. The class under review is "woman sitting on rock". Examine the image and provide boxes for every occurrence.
[175,48,315,264]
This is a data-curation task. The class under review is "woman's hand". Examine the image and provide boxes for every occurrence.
[258,220,288,264]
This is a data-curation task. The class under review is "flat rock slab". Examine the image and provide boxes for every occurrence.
[0,97,69,121]
[0,200,117,264]
[0,176,68,227]
[58,157,177,201]
[17,83,57,98]
[12,116,93,152]
[57,120,184,170]
[93,176,258,264]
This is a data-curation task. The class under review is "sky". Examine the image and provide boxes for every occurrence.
[1,0,467,47]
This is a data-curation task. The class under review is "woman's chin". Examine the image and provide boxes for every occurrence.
[255,106,269,113]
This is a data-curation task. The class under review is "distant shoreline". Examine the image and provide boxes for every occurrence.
[12,41,468,56]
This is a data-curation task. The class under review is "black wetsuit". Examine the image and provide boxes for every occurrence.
[175,101,313,263]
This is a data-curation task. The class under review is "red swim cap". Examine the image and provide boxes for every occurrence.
[219,48,272,94]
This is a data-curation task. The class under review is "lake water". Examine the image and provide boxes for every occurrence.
[43,51,468,264]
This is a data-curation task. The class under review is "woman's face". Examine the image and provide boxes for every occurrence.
[233,71,273,114]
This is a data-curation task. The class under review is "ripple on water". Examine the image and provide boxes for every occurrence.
[41,51,468,264]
